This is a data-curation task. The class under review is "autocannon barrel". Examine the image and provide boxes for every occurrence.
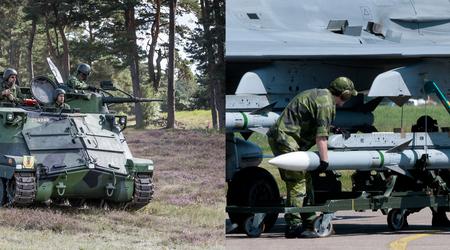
[102,97,163,104]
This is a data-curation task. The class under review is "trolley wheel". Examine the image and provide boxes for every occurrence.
[387,209,409,230]
[244,215,265,238]
[312,214,334,237]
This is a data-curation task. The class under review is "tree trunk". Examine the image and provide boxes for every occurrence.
[8,28,20,70]
[147,0,161,91]
[26,18,37,82]
[87,20,94,65]
[45,7,69,80]
[200,0,218,129]
[209,75,218,129]
[53,6,70,79]
[166,0,176,129]
[213,0,225,129]
[125,4,144,129]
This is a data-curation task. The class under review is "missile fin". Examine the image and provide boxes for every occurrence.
[384,165,407,175]
[384,165,413,178]
[386,139,413,153]
[250,102,277,115]
[249,127,269,135]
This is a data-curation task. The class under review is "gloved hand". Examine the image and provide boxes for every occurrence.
[316,160,329,172]
[333,127,351,139]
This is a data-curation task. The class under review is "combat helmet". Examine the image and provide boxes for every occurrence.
[77,63,91,76]
[3,68,17,81]
[54,88,66,100]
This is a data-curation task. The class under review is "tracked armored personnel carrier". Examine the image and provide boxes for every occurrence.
[0,61,157,209]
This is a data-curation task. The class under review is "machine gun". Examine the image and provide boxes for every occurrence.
[99,80,163,104]
[29,76,162,113]
[102,96,162,104]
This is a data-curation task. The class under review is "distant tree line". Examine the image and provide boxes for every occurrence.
[0,0,224,129]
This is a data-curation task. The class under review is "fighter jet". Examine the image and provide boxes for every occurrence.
[226,0,450,235]
[227,0,450,134]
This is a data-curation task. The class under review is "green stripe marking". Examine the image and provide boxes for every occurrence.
[240,112,248,130]
[377,150,384,168]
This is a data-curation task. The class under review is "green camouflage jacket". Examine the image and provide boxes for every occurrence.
[267,88,336,151]
[67,75,89,90]
[0,81,23,104]
[54,102,71,112]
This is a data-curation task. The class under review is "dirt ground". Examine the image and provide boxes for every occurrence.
[0,129,225,250]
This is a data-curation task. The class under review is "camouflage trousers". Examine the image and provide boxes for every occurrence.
[268,137,317,228]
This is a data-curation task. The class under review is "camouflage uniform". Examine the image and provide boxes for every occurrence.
[0,80,23,104]
[267,88,336,228]
[66,75,89,90]
[54,102,71,112]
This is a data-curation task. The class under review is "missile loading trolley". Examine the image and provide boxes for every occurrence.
[0,63,158,209]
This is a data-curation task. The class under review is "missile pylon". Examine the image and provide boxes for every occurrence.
[268,149,450,175]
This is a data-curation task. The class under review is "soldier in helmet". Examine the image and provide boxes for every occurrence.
[1,68,23,104]
[66,63,92,90]
[54,88,70,111]
[267,76,358,238]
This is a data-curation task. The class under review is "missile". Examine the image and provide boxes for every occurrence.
[268,149,450,175]
[225,111,279,134]
[226,110,374,134]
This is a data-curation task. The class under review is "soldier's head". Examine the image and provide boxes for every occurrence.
[3,68,18,87]
[54,88,66,104]
[328,77,358,107]
[76,63,91,81]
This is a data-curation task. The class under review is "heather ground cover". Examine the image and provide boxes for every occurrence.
[0,128,225,250]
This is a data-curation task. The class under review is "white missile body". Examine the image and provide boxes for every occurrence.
[268,149,450,173]
[225,112,279,132]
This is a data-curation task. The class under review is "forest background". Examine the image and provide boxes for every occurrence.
[0,0,224,129]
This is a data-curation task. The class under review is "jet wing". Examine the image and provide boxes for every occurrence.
[227,0,450,60]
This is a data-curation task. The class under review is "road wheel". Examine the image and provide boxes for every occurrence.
[387,209,409,230]
[69,198,86,208]
[227,167,281,234]
[0,178,5,206]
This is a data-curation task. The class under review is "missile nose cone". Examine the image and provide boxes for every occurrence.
[268,151,314,171]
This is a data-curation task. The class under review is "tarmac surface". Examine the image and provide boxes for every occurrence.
[226,209,450,250]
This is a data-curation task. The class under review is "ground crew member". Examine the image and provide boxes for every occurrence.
[1,68,23,104]
[54,88,70,111]
[267,76,358,238]
[411,115,450,227]
[66,63,92,90]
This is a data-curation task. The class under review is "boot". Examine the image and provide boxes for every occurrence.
[300,229,319,238]
[285,224,303,238]
[432,207,450,227]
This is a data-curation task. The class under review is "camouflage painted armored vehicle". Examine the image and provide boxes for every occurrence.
[0,63,158,209]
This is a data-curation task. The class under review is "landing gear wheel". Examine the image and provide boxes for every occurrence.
[227,167,281,234]
[387,209,409,230]
[312,214,334,237]
[244,214,265,238]
[0,178,6,206]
